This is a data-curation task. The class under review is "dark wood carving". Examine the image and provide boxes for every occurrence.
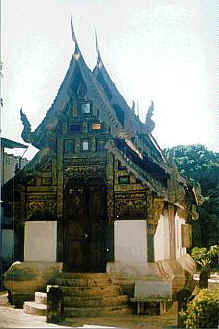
[26,194,56,220]
[115,192,146,219]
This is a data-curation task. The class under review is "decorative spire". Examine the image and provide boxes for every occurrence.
[137,100,140,118]
[20,108,32,143]
[95,29,102,68]
[131,100,135,113]
[145,100,155,134]
[71,16,80,59]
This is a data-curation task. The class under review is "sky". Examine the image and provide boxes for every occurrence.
[1,0,217,160]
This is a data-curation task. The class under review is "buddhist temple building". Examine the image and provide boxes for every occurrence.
[2,22,199,317]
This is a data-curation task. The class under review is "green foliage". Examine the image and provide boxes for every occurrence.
[191,246,219,269]
[164,144,219,247]
[181,289,219,328]
[164,145,219,184]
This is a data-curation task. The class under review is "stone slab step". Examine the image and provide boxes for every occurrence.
[59,273,112,279]
[64,295,128,307]
[60,285,121,297]
[35,292,47,305]
[0,292,9,306]
[64,305,132,317]
[23,301,47,316]
[54,277,113,288]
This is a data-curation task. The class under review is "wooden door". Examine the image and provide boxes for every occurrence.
[63,183,106,272]
[63,187,89,272]
[87,185,106,272]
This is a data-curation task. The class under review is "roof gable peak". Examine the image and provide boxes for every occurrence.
[95,29,103,69]
[71,16,81,60]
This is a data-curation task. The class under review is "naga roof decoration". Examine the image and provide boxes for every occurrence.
[1,137,28,149]
[145,101,155,134]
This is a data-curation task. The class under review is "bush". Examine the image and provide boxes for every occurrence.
[181,289,219,328]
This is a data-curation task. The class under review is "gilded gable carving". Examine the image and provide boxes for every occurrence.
[26,200,56,220]
[64,164,105,181]
[26,193,56,220]
[115,192,146,219]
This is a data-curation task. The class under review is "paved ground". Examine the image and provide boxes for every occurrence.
[0,293,178,329]
[0,305,178,329]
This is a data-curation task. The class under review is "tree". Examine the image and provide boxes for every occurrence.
[164,144,219,248]
[191,246,219,288]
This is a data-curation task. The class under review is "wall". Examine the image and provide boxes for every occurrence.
[114,220,147,262]
[175,212,186,258]
[24,221,57,262]
[1,229,14,263]
[1,151,28,186]
[154,213,170,261]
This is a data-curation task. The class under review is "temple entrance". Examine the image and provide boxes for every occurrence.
[63,180,107,272]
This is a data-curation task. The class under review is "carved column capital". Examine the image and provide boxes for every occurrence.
[147,194,164,226]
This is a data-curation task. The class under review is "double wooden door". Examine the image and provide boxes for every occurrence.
[63,183,106,272]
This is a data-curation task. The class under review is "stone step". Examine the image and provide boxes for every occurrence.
[63,295,129,307]
[0,292,9,306]
[59,273,112,280]
[23,301,47,316]
[35,292,47,305]
[60,285,121,297]
[63,305,132,318]
[54,277,113,288]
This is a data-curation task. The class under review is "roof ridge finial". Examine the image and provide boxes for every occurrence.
[145,100,155,134]
[95,29,102,67]
[71,16,80,53]
[137,100,140,118]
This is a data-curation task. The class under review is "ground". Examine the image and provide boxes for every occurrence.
[0,293,177,329]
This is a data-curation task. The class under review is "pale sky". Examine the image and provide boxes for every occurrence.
[1,0,217,159]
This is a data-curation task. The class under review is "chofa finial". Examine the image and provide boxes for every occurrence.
[95,29,102,68]
[145,100,155,134]
[71,16,80,57]
[20,108,32,143]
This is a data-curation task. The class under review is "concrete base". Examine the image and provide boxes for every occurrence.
[107,254,196,300]
[3,261,63,307]
[107,261,164,297]
[156,254,196,298]
[107,261,162,279]
[24,301,47,315]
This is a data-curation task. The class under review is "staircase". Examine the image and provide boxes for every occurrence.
[50,272,131,321]
[24,292,47,315]
[23,273,131,321]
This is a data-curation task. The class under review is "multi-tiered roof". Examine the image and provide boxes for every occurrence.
[18,22,196,205]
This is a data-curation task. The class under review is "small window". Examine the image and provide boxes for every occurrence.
[64,140,74,153]
[82,141,89,151]
[92,123,101,130]
[81,102,91,114]
[69,124,81,133]
[118,160,126,171]
[97,140,105,152]
[118,176,130,184]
